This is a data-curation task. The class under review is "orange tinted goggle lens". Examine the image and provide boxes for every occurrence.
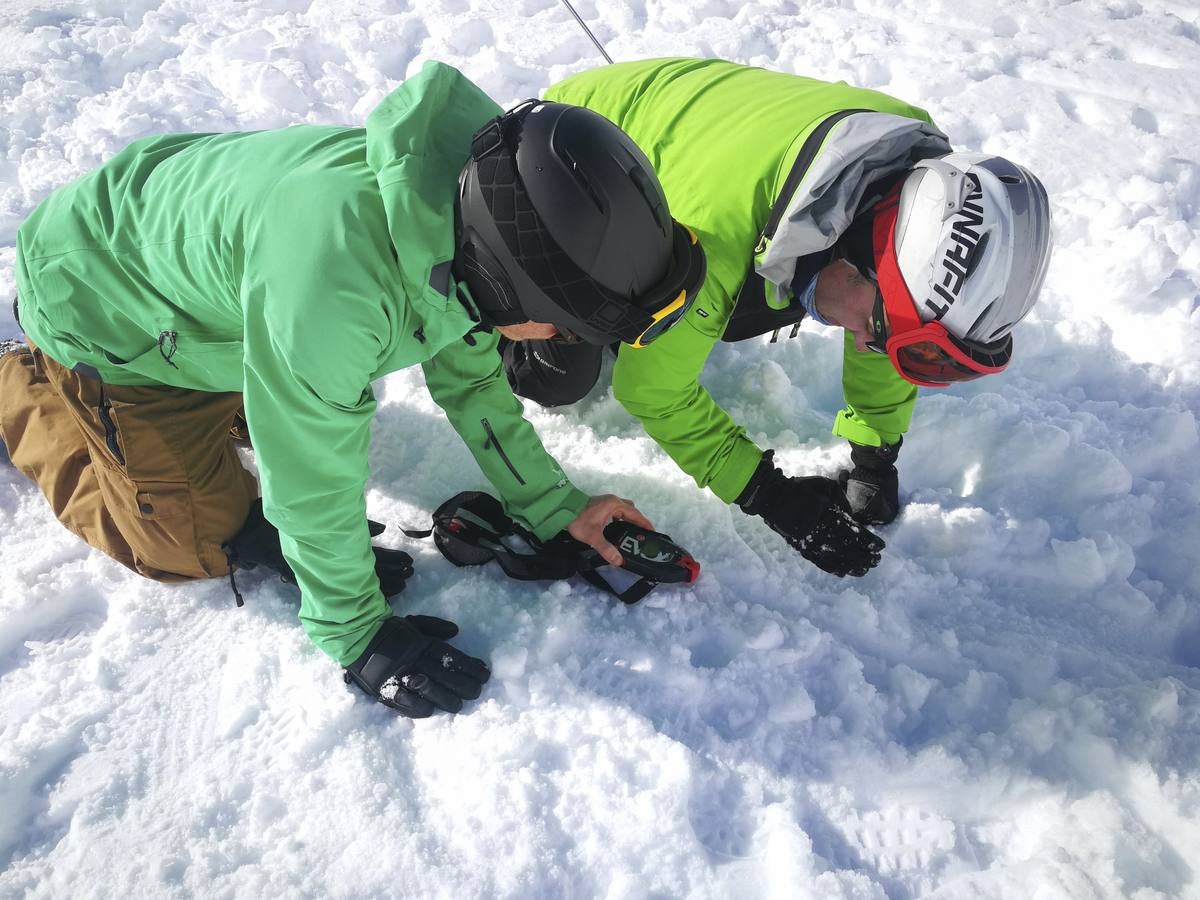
[893,332,1012,385]
[895,341,989,384]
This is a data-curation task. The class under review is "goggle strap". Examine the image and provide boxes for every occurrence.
[871,185,923,335]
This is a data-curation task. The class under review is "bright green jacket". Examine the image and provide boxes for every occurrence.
[547,58,938,502]
[16,62,587,664]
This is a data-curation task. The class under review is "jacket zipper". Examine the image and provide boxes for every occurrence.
[761,108,870,241]
[97,392,126,466]
[732,108,871,318]
[481,418,525,485]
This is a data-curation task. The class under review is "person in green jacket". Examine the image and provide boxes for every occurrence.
[501,58,1052,577]
[0,61,706,718]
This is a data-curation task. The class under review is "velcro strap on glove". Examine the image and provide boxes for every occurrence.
[849,436,902,472]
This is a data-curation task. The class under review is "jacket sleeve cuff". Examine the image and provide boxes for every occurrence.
[329,604,392,667]
[521,486,590,542]
[832,408,903,448]
[707,437,767,504]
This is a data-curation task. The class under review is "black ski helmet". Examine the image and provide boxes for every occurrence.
[456,100,706,346]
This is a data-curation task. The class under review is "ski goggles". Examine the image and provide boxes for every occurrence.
[630,287,689,348]
[868,190,1013,387]
[625,223,704,348]
[550,294,687,346]
[534,219,702,348]
[866,288,1011,386]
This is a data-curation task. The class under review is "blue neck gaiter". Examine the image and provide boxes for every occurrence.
[795,270,831,326]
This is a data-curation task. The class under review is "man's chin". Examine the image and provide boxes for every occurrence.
[497,322,563,341]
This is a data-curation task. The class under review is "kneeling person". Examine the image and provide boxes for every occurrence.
[0,63,705,718]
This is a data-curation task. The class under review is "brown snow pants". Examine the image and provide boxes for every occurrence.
[0,342,257,581]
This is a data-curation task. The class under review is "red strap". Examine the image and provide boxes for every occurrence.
[870,185,923,336]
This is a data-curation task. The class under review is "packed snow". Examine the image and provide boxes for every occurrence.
[2,0,1200,897]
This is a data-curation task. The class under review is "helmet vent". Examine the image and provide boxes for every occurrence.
[629,165,669,232]
[992,324,1017,340]
[964,231,989,277]
[973,302,1019,343]
[999,174,1021,185]
[559,149,606,213]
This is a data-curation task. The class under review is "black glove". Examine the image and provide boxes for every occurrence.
[223,499,414,597]
[837,438,902,525]
[364,520,417,596]
[737,451,884,577]
[343,615,491,717]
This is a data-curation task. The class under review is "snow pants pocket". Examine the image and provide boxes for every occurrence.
[0,342,257,581]
[95,476,203,580]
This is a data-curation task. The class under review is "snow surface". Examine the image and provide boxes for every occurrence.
[2,0,1200,897]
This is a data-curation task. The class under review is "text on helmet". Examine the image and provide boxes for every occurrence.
[927,173,984,320]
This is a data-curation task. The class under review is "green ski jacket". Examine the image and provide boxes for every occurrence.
[546,58,949,502]
[16,61,587,664]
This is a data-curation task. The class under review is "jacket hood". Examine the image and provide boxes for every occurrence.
[756,112,951,295]
[365,61,502,368]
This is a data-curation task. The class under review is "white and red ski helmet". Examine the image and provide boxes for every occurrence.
[882,151,1053,346]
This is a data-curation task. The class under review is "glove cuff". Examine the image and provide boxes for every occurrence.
[735,450,779,516]
[345,617,413,693]
[849,436,902,472]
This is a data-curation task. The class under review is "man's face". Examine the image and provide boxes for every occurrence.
[814,259,881,353]
[495,321,560,341]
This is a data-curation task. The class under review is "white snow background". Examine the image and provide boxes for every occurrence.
[2,0,1199,897]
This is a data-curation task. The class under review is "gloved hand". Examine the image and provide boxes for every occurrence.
[343,615,491,717]
[223,499,414,597]
[837,437,902,525]
[365,520,417,596]
[737,451,885,577]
